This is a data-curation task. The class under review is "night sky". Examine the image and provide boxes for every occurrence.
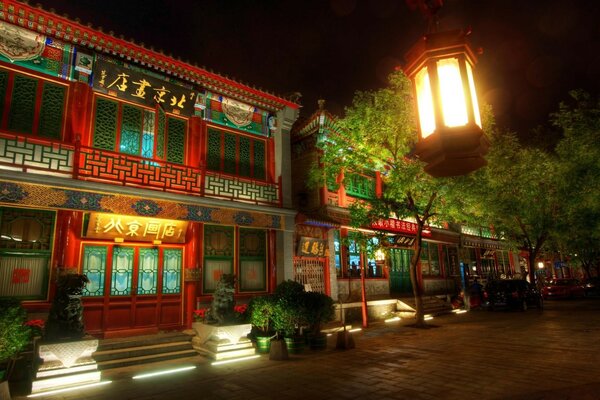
[39,0,600,135]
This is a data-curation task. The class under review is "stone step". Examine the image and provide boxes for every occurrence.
[93,331,197,370]
[96,349,199,370]
[96,331,192,352]
[94,341,194,362]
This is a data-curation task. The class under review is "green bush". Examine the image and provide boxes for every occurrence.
[248,295,275,335]
[303,291,335,335]
[0,298,31,362]
[271,280,306,338]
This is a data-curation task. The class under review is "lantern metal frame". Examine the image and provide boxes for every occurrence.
[404,29,489,177]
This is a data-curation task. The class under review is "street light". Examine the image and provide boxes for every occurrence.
[404,28,489,177]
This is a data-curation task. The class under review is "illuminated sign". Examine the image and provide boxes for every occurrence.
[92,57,196,116]
[85,213,187,243]
[297,237,328,257]
[371,218,431,237]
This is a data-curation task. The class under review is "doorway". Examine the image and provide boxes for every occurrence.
[389,248,414,294]
[81,243,183,337]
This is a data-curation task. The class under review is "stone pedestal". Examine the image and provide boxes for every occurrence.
[31,338,100,394]
[191,322,255,360]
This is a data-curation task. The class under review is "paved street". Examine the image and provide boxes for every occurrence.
[14,299,600,400]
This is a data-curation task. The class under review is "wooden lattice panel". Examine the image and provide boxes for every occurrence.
[0,136,73,173]
[293,258,325,293]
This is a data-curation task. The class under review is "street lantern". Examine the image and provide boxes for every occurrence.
[404,29,489,177]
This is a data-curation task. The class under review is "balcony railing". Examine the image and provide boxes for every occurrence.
[0,133,281,206]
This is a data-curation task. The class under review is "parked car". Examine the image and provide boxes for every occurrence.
[541,278,586,299]
[484,279,543,311]
[583,277,600,297]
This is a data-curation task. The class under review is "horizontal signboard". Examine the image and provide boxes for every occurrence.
[85,212,188,243]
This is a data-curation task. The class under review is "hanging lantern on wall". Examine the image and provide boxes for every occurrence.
[404,28,489,177]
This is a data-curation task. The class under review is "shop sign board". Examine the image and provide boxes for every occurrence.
[371,218,431,237]
[93,57,196,116]
[297,237,328,257]
[85,212,187,243]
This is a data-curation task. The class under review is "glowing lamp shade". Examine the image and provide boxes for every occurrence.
[405,29,489,177]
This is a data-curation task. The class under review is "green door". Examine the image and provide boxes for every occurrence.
[390,248,413,294]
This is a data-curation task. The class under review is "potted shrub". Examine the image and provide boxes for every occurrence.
[0,298,31,398]
[272,280,307,354]
[247,295,275,354]
[303,291,335,350]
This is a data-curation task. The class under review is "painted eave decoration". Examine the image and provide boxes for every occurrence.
[0,0,299,112]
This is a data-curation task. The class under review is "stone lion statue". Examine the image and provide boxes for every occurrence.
[45,274,89,341]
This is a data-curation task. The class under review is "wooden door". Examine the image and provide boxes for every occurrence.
[82,244,183,337]
[389,248,413,294]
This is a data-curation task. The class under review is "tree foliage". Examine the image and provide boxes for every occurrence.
[311,70,474,326]
[553,91,600,277]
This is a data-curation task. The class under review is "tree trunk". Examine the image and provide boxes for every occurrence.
[410,226,426,328]
[528,248,539,285]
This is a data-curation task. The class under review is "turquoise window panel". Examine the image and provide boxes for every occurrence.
[119,104,142,155]
[137,247,158,295]
[162,248,182,294]
[82,245,107,297]
[111,246,134,296]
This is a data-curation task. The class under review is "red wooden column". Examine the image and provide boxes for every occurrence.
[269,230,277,293]
[375,171,383,198]
[184,222,202,328]
[67,81,92,145]
[54,210,83,271]
[188,116,203,169]
[338,170,346,207]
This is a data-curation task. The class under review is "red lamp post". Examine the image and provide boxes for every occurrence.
[404,28,489,177]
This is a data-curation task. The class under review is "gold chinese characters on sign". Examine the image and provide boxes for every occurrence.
[297,237,328,257]
[85,213,188,244]
[92,57,196,116]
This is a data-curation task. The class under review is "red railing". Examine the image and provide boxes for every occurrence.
[0,133,281,206]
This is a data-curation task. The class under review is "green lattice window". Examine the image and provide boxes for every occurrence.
[224,132,237,175]
[156,105,166,159]
[238,136,251,177]
[82,245,107,297]
[207,129,221,170]
[111,246,134,296]
[239,228,266,292]
[253,140,265,180]
[162,248,182,294]
[0,69,66,138]
[120,104,142,155]
[93,96,186,163]
[38,83,66,139]
[344,173,375,199]
[0,207,55,300]
[8,74,37,134]
[203,225,235,293]
[166,117,186,164]
[137,247,158,295]
[206,127,267,180]
[0,70,7,114]
[93,97,118,150]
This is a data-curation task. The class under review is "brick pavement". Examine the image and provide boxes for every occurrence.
[11,299,600,400]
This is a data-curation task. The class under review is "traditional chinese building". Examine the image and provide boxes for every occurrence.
[0,1,299,337]
[291,102,509,315]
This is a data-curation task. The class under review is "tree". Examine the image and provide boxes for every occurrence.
[454,126,563,285]
[553,91,600,277]
[311,70,471,327]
